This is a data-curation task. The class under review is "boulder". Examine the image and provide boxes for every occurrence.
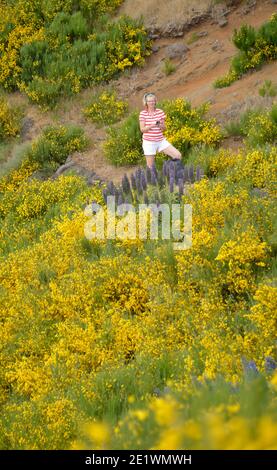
[51,160,104,186]
[218,18,228,27]
[166,43,189,59]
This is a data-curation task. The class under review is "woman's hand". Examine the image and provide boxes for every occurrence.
[158,120,166,131]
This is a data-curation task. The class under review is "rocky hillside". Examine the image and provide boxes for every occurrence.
[5,0,277,183]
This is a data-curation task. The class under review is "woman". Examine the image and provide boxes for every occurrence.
[139,92,182,168]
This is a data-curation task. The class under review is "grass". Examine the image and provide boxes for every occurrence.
[162,58,176,76]
[259,80,277,98]
[187,32,200,45]
[0,141,30,178]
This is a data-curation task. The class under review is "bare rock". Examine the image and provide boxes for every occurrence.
[218,18,228,27]
[21,117,34,139]
[166,43,189,59]
[152,45,160,53]
[162,22,184,37]
[211,40,221,51]
[147,26,160,39]
[220,9,231,16]
[197,31,208,37]
[51,162,103,186]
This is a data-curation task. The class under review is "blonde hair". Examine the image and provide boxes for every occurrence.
[143,92,157,108]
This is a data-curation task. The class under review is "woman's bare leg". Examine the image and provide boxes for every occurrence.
[162,144,182,160]
[145,155,155,168]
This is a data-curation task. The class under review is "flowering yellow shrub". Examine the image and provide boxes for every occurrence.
[0,159,39,194]
[163,99,222,154]
[0,97,23,141]
[246,284,277,362]
[75,376,277,450]
[215,227,269,294]
[0,35,276,449]
[226,147,277,195]
[83,91,128,125]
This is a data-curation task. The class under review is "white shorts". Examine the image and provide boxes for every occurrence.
[142,138,170,156]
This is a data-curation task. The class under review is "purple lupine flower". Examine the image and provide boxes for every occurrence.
[140,170,147,191]
[122,174,131,194]
[169,166,175,182]
[114,187,119,204]
[130,173,137,190]
[152,163,158,179]
[175,166,184,184]
[265,356,277,372]
[169,160,175,175]
[242,357,259,376]
[176,168,184,180]
[137,179,143,194]
[151,169,158,185]
[169,176,174,193]
[183,165,189,183]
[143,192,149,205]
[196,166,201,182]
[107,180,115,195]
[146,166,152,184]
[162,161,169,178]
[117,193,124,206]
[157,171,164,187]
[135,167,141,178]
[102,188,108,204]
[135,168,142,189]
[178,177,184,198]
[188,165,194,183]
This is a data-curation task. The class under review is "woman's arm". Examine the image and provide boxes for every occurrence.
[139,120,155,133]
[159,120,166,132]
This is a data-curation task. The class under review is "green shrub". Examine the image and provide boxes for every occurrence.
[27,125,89,167]
[231,51,250,76]
[213,70,238,88]
[103,111,143,166]
[214,13,277,88]
[39,0,123,25]
[224,121,244,138]
[258,13,277,46]
[259,80,277,98]
[0,3,150,107]
[47,11,89,42]
[233,24,256,53]
[20,41,49,83]
[22,78,63,110]
[270,104,277,125]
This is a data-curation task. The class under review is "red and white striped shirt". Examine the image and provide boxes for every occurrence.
[139,108,166,142]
